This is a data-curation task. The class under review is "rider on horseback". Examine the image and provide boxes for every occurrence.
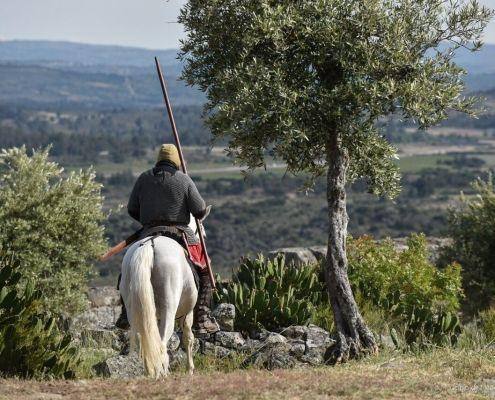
[115,144,220,335]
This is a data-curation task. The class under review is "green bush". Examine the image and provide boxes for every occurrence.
[0,254,81,378]
[479,308,495,344]
[0,147,106,314]
[440,175,495,313]
[218,234,463,346]
[215,255,327,331]
[347,234,463,346]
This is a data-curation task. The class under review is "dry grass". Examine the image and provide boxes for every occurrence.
[1,348,494,400]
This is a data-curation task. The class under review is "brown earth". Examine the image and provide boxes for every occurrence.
[1,349,494,400]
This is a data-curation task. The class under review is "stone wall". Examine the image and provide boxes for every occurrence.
[71,287,339,377]
[76,237,449,376]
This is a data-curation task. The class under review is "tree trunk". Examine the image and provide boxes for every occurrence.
[325,132,378,363]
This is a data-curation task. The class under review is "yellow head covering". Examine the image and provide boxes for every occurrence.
[156,144,181,169]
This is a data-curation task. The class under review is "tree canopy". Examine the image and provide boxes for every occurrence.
[180,0,492,195]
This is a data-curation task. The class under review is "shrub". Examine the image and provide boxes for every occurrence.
[479,308,495,344]
[0,254,81,378]
[347,234,463,346]
[440,175,495,313]
[219,234,463,346]
[0,147,106,314]
[215,255,326,332]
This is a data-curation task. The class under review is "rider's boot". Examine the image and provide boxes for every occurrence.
[194,270,220,336]
[115,296,130,330]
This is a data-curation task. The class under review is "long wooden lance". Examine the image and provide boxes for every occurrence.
[155,57,216,289]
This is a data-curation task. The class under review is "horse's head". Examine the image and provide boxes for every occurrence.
[188,205,211,239]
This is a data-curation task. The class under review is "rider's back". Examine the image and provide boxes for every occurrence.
[127,161,206,227]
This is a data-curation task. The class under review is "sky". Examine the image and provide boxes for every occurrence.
[1,0,495,50]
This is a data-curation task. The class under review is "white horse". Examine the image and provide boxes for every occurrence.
[119,218,202,378]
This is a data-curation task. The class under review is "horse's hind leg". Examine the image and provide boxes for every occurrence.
[180,311,195,375]
[158,310,176,376]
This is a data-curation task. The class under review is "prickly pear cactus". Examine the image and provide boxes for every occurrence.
[215,255,327,331]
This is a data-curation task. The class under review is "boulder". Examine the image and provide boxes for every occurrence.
[80,328,121,351]
[281,326,309,340]
[244,342,299,370]
[268,248,317,267]
[303,325,335,365]
[70,306,120,332]
[201,341,232,358]
[95,353,144,378]
[240,338,262,352]
[215,331,245,350]
[212,303,235,332]
[309,246,327,261]
[87,286,120,308]
[288,339,306,359]
[264,332,287,345]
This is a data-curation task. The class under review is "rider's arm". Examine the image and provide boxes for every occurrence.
[127,175,142,222]
[186,177,207,219]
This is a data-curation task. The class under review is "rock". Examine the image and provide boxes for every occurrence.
[264,332,287,345]
[268,247,317,267]
[168,332,180,352]
[250,328,270,341]
[94,353,144,378]
[201,341,232,358]
[288,339,306,359]
[300,352,324,366]
[378,334,396,350]
[212,303,235,332]
[281,326,309,340]
[87,286,120,308]
[309,246,327,261]
[215,331,245,350]
[241,338,262,352]
[80,329,121,351]
[169,349,186,370]
[306,324,334,348]
[303,325,335,365]
[70,306,120,332]
[245,342,299,370]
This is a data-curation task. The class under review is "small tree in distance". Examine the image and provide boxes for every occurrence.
[179,0,493,361]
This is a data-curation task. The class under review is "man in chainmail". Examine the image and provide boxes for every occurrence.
[115,144,220,335]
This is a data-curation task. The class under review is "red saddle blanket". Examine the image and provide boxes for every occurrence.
[187,243,208,269]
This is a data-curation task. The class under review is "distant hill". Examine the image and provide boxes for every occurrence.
[0,41,203,109]
[0,40,179,68]
[0,40,494,110]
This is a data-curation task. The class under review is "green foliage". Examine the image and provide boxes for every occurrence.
[0,254,81,378]
[347,234,463,345]
[215,255,327,331]
[216,235,463,345]
[441,174,495,313]
[0,147,106,314]
[180,0,492,196]
[479,308,495,344]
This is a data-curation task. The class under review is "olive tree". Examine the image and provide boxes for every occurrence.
[0,147,106,315]
[179,0,493,361]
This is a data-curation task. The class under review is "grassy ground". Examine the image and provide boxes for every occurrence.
[1,348,494,399]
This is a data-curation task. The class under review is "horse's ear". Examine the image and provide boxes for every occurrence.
[200,205,212,222]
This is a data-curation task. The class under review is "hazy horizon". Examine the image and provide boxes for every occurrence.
[1,0,495,50]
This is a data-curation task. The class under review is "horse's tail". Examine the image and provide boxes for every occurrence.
[127,240,164,378]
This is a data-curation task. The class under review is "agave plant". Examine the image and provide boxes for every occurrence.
[215,255,327,332]
[0,254,81,378]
